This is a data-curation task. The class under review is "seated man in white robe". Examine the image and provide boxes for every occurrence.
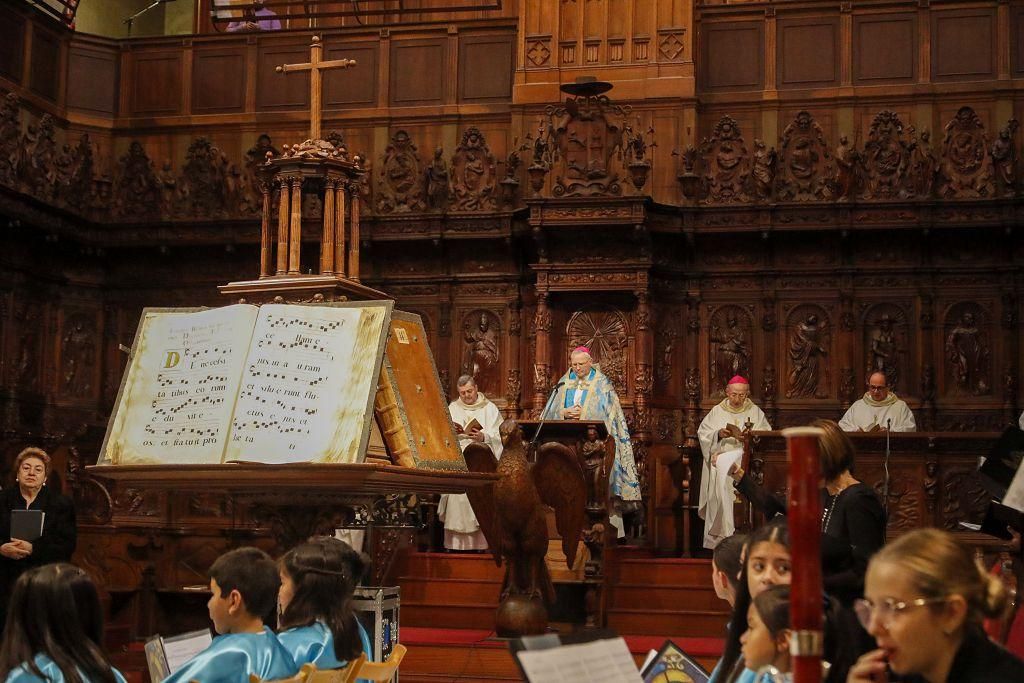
[838,371,916,432]
[697,376,771,549]
[438,375,503,551]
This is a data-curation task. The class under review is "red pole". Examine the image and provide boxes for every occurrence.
[782,426,824,683]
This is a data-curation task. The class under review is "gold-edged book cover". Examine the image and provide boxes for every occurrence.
[99,301,393,466]
[374,311,466,471]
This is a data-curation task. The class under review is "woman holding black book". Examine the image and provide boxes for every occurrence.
[0,447,77,628]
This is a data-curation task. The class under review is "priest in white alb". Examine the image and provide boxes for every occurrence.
[438,375,503,551]
[697,376,771,549]
[838,371,916,432]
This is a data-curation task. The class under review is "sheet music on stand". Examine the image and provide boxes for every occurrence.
[512,631,643,683]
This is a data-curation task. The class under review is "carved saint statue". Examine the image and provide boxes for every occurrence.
[834,135,859,200]
[751,139,776,200]
[786,314,829,399]
[945,311,989,395]
[991,120,1019,196]
[580,424,607,510]
[710,312,750,391]
[869,314,900,391]
[463,312,500,394]
[62,318,95,398]
[910,129,938,198]
[425,146,449,209]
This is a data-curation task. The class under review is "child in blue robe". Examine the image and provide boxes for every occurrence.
[164,547,297,683]
[276,538,371,676]
[0,563,127,683]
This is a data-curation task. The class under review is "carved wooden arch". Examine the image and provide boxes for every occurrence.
[942,301,993,397]
[859,302,911,395]
[565,307,631,396]
[782,303,832,400]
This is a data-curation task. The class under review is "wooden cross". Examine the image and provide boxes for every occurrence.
[276,36,356,142]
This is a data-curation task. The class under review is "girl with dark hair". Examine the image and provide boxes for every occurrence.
[0,563,125,683]
[277,537,372,671]
[741,585,793,682]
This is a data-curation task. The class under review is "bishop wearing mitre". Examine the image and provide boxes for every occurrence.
[438,375,503,551]
[838,371,916,433]
[697,376,771,549]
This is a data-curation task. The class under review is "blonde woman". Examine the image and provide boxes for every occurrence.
[849,528,1024,682]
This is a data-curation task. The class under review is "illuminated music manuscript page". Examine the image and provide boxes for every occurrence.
[101,305,258,465]
[223,303,390,464]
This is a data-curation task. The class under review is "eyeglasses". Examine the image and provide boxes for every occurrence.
[867,385,888,392]
[853,596,947,630]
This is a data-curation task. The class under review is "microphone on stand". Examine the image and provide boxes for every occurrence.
[883,418,892,517]
[529,380,567,454]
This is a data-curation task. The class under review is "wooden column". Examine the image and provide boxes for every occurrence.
[276,177,290,275]
[321,180,335,275]
[634,287,653,442]
[348,184,361,281]
[532,287,552,418]
[288,176,302,275]
[335,184,347,277]
[259,183,272,278]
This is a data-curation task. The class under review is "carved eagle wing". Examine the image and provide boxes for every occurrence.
[531,442,587,569]
[460,442,502,567]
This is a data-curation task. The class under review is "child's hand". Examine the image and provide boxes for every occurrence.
[847,649,890,683]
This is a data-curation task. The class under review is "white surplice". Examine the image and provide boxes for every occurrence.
[838,392,916,432]
[697,398,771,549]
[438,394,503,550]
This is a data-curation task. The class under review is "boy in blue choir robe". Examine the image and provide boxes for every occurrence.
[163,547,297,683]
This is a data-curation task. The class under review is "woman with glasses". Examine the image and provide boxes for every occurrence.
[849,528,1024,682]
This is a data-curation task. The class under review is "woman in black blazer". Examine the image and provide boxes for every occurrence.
[0,447,77,626]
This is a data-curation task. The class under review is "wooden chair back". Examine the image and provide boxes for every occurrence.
[247,660,366,683]
[347,644,406,682]
[247,664,312,683]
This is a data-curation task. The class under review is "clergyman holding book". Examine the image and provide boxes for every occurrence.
[438,375,503,551]
[697,376,770,549]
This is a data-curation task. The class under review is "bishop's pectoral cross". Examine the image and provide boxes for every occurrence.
[276,36,356,142]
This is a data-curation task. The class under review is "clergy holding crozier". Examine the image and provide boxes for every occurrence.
[838,371,916,432]
[438,375,503,551]
[697,375,771,549]
[541,346,641,537]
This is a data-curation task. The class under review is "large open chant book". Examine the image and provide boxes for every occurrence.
[100,301,392,466]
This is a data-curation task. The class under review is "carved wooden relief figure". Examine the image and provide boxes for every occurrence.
[566,308,630,393]
[654,309,679,394]
[991,119,1019,197]
[61,312,97,399]
[938,107,995,199]
[699,116,751,203]
[751,139,777,201]
[425,146,449,210]
[785,309,830,399]
[863,305,908,392]
[21,114,58,201]
[450,127,497,211]
[909,129,939,198]
[462,310,500,395]
[944,304,991,396]
[861,111,913,201]
[114,141,161,219]
[0,93,20,186]
[13,298,40,391]
[376,130,426,213]
[709,305,752,394]
[776,111,834,202]
[243,133,279,214]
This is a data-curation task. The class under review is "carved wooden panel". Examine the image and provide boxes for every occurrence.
[458,33,514,102]
[390,39,446,106]
[0,9,25,84]
[324,42,378,107]
[57,307,101,402]
[941,301,994,399]
[192,46,247,114]
[67,44,118,115]
[706,304,755,397]
[1014,7,1024,77]
[931,8,996,82]
[701,21,763,91]
[458,309,502,397]
[853,13,916,85]
[566,308,632,397]
[28,26,61,103]
[256,43,309,111]
[777,17,839,89]
[782,304,833,400]
[859,303,913,396]
[130,52,182,115]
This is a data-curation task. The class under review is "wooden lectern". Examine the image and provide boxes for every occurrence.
[517,419,614,627]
